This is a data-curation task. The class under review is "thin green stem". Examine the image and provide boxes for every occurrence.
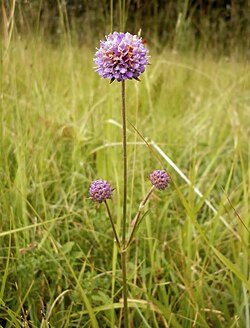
[104,200,121,249]
[110,0,113,32]
[127,186,155,249]
[119,0,122,31]
[121,80,129,327]
[119,0,125,31]
[122,0,126,31]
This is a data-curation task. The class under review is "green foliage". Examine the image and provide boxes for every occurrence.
[1,33,250,327]
[1,0,250,52]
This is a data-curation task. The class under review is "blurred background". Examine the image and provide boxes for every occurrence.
[1,0,250,53]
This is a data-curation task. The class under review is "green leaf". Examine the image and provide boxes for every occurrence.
[61,241,75,254]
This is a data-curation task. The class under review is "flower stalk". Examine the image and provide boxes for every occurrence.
[121,81,127,246]
[127,186,155,249]
[104,200,121,249]
[121,80,129,327]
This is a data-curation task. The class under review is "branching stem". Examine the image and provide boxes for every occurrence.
[127,186,155,249]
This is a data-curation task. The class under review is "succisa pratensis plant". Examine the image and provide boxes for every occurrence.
[90,32,170,327]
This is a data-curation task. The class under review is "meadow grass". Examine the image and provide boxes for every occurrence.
[0,35,250,327]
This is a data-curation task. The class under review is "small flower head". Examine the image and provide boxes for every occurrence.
[149,170,170,190]
[89,179,113,203]
[94,32,149,82]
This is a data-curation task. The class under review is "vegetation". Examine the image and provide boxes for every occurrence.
[1,1,250,327]
[1,0,250,51]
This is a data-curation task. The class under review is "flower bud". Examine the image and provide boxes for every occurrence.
[149,170,170,190]
[89,179,113,203]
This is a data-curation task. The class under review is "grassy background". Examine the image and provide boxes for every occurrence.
[2,0,250,52]
[1,2,250,327]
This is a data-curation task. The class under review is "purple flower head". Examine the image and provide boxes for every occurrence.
[149,170,170,190]
[94,32,149,82]
[89,179,113,203]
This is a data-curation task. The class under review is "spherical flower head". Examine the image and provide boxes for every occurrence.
[89,179,113,203]
[149,170,170,190]
[94,32,149,82]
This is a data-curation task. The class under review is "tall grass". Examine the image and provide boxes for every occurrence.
[1,0,250,52]
[1,13,250,328]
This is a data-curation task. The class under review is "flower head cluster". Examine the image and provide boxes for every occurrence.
[94,32,149,82]
[149,170,170,190]
[89,179,113,203]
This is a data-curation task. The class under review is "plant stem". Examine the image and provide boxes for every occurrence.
[121,249,128,327]
[119,0,125,31]
[121,81,127,246]
[127,186,155,249]
[104,200,121,249]
[121,80,129,327]
[110,0,113,32]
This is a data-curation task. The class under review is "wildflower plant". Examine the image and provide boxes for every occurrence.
[90,31,170,327]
